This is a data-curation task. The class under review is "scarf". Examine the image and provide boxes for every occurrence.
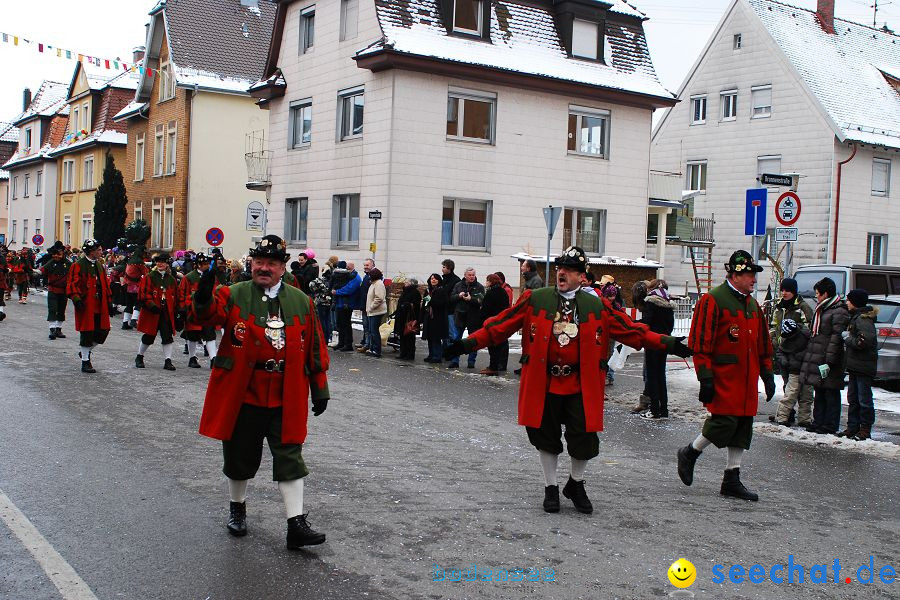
[812,294,841,335]
[649,287,671,302]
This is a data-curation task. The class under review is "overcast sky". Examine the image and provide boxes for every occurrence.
[0,0,897,122]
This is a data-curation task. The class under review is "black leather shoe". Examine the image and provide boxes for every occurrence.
[543,485,560,513]
[164,359,176,371]
[188,357,201,368]
[286,514,325,548]
[122,322,132,330]
[135,354,145,368]
[720,468,758,501]
[55,328,66,338]
[183,344,189,355]
[562,477,593,514]
[49,330,57,340]
[677,444,702,486]
[227,501,247,537]
[81,360,96,373]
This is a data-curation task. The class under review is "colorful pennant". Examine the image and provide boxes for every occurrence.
[0,29,136,73]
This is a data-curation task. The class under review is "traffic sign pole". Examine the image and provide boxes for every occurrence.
[542,205,562,284]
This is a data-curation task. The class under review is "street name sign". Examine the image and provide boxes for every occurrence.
[368,210,382,220]
[760,173,793,186]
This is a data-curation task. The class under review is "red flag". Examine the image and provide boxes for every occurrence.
[147,67,153,76]
[104,59,110,69]
[38,43,44,52]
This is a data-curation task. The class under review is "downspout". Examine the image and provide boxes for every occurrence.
[831,142,857,263]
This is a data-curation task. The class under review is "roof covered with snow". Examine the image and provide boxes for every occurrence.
[0,122,19,143]
[361,0,672,101]
[511,252,661,268]
[113,100,148,121]
[11,81,69,126]
[751,0,900,149]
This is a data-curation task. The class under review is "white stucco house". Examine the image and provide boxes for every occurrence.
[251,0,676,278]
[651,0,900,292]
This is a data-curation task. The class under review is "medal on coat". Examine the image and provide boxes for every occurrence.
[265,316,286,350]
[553,296,578,345]
[557,333,571,347]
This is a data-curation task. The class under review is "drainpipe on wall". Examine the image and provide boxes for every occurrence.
[831,142,857,263]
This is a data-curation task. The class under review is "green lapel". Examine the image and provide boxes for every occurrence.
[229,281,311,326]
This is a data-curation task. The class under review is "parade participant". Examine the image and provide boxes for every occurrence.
[677,250,775,502]
[135,254,181,370]
[123,246,148,329]
[178,253,218,368]
[10,248,32,304]
[42,241,70,340]
[191,234,330,549]
[445,246,692,514]
[0,250,8,321]
[66,239,113,373]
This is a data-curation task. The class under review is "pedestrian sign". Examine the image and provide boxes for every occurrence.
[246,201,264,231]
[31,234,44,246]
[775,192,801,226]
[745,189,767,236]
[206,227,224,247]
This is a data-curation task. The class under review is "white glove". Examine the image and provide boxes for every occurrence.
[818,364,831,379]
[841,330,850,341]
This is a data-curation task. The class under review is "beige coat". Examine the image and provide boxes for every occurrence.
[366,279,388,316]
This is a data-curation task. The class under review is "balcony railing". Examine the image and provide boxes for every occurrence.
[245,130,271,190]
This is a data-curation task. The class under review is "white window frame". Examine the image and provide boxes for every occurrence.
[338,87,364,141]
[720,90,737,121]
[35,170,42,196]
[872,157,891,197]
[159,61,175,102]
[285,197,309,244]
[166,121,177,175]
[441,197,493,252]
[733,33,742,50]
[866,233,888,265]
[686,160,708,193]
[72,107,79,134]
[23,174,29,198]
[81,213,92,242]
[572,19,599,60]
[300,6,315,54]
[751,85,772,119]
[135,134,145,181]
[62,159,76,192]
[339,0,359,41]
[163,197,174,249]
[82,102,90,132]
[154,124,164,176]
[151,198,162,248]
[11,221,16,242]
[63,216,71,245]
[565,207,607,255]
[22,219,28,244]
[11,177,16,199]
[134,202,143,224]
[34,218,41,236]
[567,105,611,159]
[690,95,707,125]
[332,194,360,247]
[453,0,483,35]
[82,154,94,190]
[446,88,496,144]
[23,127,32,154]
[289,99,313,149]
[757,155,782,185]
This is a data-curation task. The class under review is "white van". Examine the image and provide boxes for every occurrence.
[792,264,900,300]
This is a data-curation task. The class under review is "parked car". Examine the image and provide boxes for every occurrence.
[793,264,900,301]
[869,295,900,385]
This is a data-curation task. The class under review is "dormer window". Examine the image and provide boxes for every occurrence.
[453,0,482,35]
[23,127,32,154]
[572,19,599,60]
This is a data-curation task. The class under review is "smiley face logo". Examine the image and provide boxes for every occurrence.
[668,558,696,588]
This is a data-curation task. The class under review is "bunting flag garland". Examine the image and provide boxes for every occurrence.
[0,29,146,75]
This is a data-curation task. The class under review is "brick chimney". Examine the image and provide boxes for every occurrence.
[133,45,145,64]
[23,88,32,111]
[817,0,835,34]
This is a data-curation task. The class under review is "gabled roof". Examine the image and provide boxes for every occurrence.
[2,113,69,171]
[354,0,672,104]
[49,85,132,157]
[751,0,900,149]
[10,81,69,127]
[0,122,19,143]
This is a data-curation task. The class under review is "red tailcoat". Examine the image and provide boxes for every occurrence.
[178,270,203,332]
[137,270,179,335]
[464,288,669,432]
[66,257,111,331]
[191,282,330,444]
[124,261,148,294]
[0,260,9,291]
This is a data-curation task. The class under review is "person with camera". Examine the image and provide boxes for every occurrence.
[66,239,113,373]
[677,250,776,502]
[445,246,691,514]
[134,253,181,371]
[191,234,331,550]
[448,268,485,369]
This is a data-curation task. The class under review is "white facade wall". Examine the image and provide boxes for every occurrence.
[187,91,270,258]
[6,160,58,250]
[267,0,657,279]
[651,0,847,291]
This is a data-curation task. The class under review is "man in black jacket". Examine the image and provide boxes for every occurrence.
[440,259,461,354]
[448,267,484,369]
[839,289,878,440]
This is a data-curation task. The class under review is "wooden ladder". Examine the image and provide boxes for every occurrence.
[688,246,713,295]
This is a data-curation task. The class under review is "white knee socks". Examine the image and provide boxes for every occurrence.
[539,451,559,486]
[691,435,712,452]
[123,312,131,323]
[187,341,197,358]
[726,447,744,470]
[162,343,173,360]
[79,346,92,362]
[570,458,587,482]
[228,478,248,503]
[278,479,304,519]
[205,340,218,359]
[132,309,140,321]
[138,342,150,356]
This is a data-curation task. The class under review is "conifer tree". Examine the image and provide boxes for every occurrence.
[93,153,128,249]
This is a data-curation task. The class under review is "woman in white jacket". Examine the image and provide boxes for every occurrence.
[365,268,388,357]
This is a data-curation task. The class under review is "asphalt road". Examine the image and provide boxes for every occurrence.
[0,299,897,600]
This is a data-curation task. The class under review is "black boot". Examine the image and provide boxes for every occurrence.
[49,329,57,340]
[81,360,96,373]
[183,343,189,355]
[227,501,247,536]
[135,354,145,368]
[188,356,201,368]
[0,312,5,322]
[122,321,132,330]
[720,468,758,501]
[286,514,326,548]
[543,485,560,513]
[55,327,66,339]
[164,358,176,371]
[562,477,593,514]
[677,444,702,486]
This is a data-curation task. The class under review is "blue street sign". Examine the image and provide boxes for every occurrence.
[745,189,767,236]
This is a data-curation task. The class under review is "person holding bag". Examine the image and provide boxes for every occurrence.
[393,278,421,360]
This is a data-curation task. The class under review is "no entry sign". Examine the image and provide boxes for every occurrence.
[206,227,224,247]
[775,192,801,227]
[31,234,44,246]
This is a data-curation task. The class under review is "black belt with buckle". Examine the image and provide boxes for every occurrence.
[548,364,579,377]
[254,359,286,373]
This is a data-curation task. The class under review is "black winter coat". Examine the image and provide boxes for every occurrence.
[450,279,485,331]
[422,285,449,342]
[844,306,878,377]
[778,328,811,374]
[800,297,849,389]
[393,286,422,337]
[296,260,319,294]
[642,293,676,335]
[481,284,510,322]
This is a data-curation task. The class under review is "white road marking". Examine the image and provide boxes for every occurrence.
[0,488,100,600]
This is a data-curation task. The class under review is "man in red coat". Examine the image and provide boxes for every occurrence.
[178,253,218,368]
[66,239,112,373]
[10,248,32,304]
[446,246,692,514]
[677,250,776,501]
[135,253,180,370]
[192,235,330,549]
[41,241,69,340]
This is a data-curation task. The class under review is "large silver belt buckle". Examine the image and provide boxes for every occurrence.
[264,359,279,372]
[550,364,572,377]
